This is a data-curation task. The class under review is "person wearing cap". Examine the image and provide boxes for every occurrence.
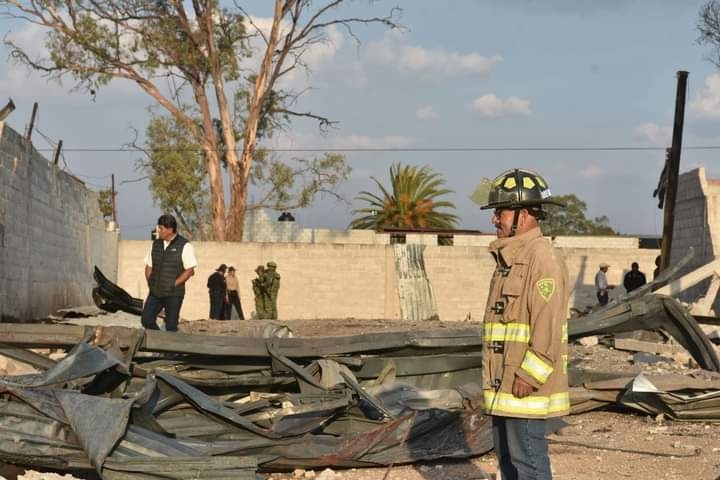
[263,261,281,320]
[223,266,245,320]
[252,265,267,319]
[141,214,197,332]
[476,168,570,480]
[594,262,615,306]
[207,264,227,320]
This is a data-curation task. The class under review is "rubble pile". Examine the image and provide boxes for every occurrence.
[0,322,491,479]
[1,259,720,478]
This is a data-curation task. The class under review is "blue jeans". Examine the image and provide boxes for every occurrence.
[141,294,184,332]
[492,416,552,480]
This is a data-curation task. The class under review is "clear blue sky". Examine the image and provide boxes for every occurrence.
[2,0,720,239]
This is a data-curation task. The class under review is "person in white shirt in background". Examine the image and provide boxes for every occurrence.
[594,262,615,307]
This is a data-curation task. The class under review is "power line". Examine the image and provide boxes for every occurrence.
[26,145,720,153]
[72,172,113,180]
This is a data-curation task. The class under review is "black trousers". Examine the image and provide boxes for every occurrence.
[597,291,609,306]
[224,290,245,320]
[209,291,225,319]
[141,294,184,331]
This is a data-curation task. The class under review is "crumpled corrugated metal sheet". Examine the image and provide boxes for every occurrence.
[0,324,491,477]
[570,372,720,420]
[569,294,720,372]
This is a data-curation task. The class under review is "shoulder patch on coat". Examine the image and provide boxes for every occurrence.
[536,278,555,302]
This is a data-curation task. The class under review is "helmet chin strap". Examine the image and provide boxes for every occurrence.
[510,208,521,237]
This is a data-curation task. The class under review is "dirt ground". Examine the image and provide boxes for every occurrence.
[3,318,720,480]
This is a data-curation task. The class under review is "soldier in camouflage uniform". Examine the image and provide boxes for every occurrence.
[263,261,281,320]
[252,265,266,319]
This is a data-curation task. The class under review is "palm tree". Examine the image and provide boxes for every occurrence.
[350,163,459,230]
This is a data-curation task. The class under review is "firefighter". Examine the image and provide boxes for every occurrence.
[477,168,570,480]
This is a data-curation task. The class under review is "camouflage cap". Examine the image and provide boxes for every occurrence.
[266,261,277,268]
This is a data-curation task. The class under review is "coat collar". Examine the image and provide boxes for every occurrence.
[488,227,543,266]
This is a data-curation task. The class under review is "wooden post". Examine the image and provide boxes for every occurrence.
[0,98,15,122]
[659,71,689,273]
[25,102,38,143]
[53,140,63,165]
[111,173,117,223]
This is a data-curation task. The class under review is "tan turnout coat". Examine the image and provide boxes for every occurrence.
[481,227,570,419]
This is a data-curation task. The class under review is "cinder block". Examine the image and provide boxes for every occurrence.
[0,123,115,320]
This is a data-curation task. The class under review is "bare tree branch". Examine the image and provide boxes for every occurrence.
[276,108,338,132]
[235,2,271,47]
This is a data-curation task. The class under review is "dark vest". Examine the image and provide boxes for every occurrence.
[149,234,189,297]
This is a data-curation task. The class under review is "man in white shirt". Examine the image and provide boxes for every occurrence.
[594,262,614,307]
[141,214,197,331]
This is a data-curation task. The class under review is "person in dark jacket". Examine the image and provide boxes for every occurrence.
[207,264,227,320]
[623,262,647,293]
[141,214,197,332]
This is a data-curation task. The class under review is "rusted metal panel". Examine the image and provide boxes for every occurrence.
[393,244,438,321]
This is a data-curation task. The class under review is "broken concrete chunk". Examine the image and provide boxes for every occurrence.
[614,338,686,356]
[577,336,599,347]
[702,324,720,344]
[316,468,338,480]
[17,472,82,480]
[0,355,39,376]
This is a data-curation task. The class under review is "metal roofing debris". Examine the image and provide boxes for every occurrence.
[572,372,720,420]
[93,267,143,316]
[0,322,492,477]
[568,294,720,372]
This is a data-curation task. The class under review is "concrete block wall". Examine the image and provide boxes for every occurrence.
[242,209,312,243]
[311,228,384,245]
[242,208,648,250]
[453,235,493,247]
[553,236,638,249]
[118,239,659,321]
[0,121,118,321]
[119,241,401,320]
[669,168,717,304]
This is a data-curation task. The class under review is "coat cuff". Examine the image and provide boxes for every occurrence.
[519,350,554,386]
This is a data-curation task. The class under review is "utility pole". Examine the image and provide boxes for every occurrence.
[659,70,689,273]
[111,173,117,224]
[0,98,15,122]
